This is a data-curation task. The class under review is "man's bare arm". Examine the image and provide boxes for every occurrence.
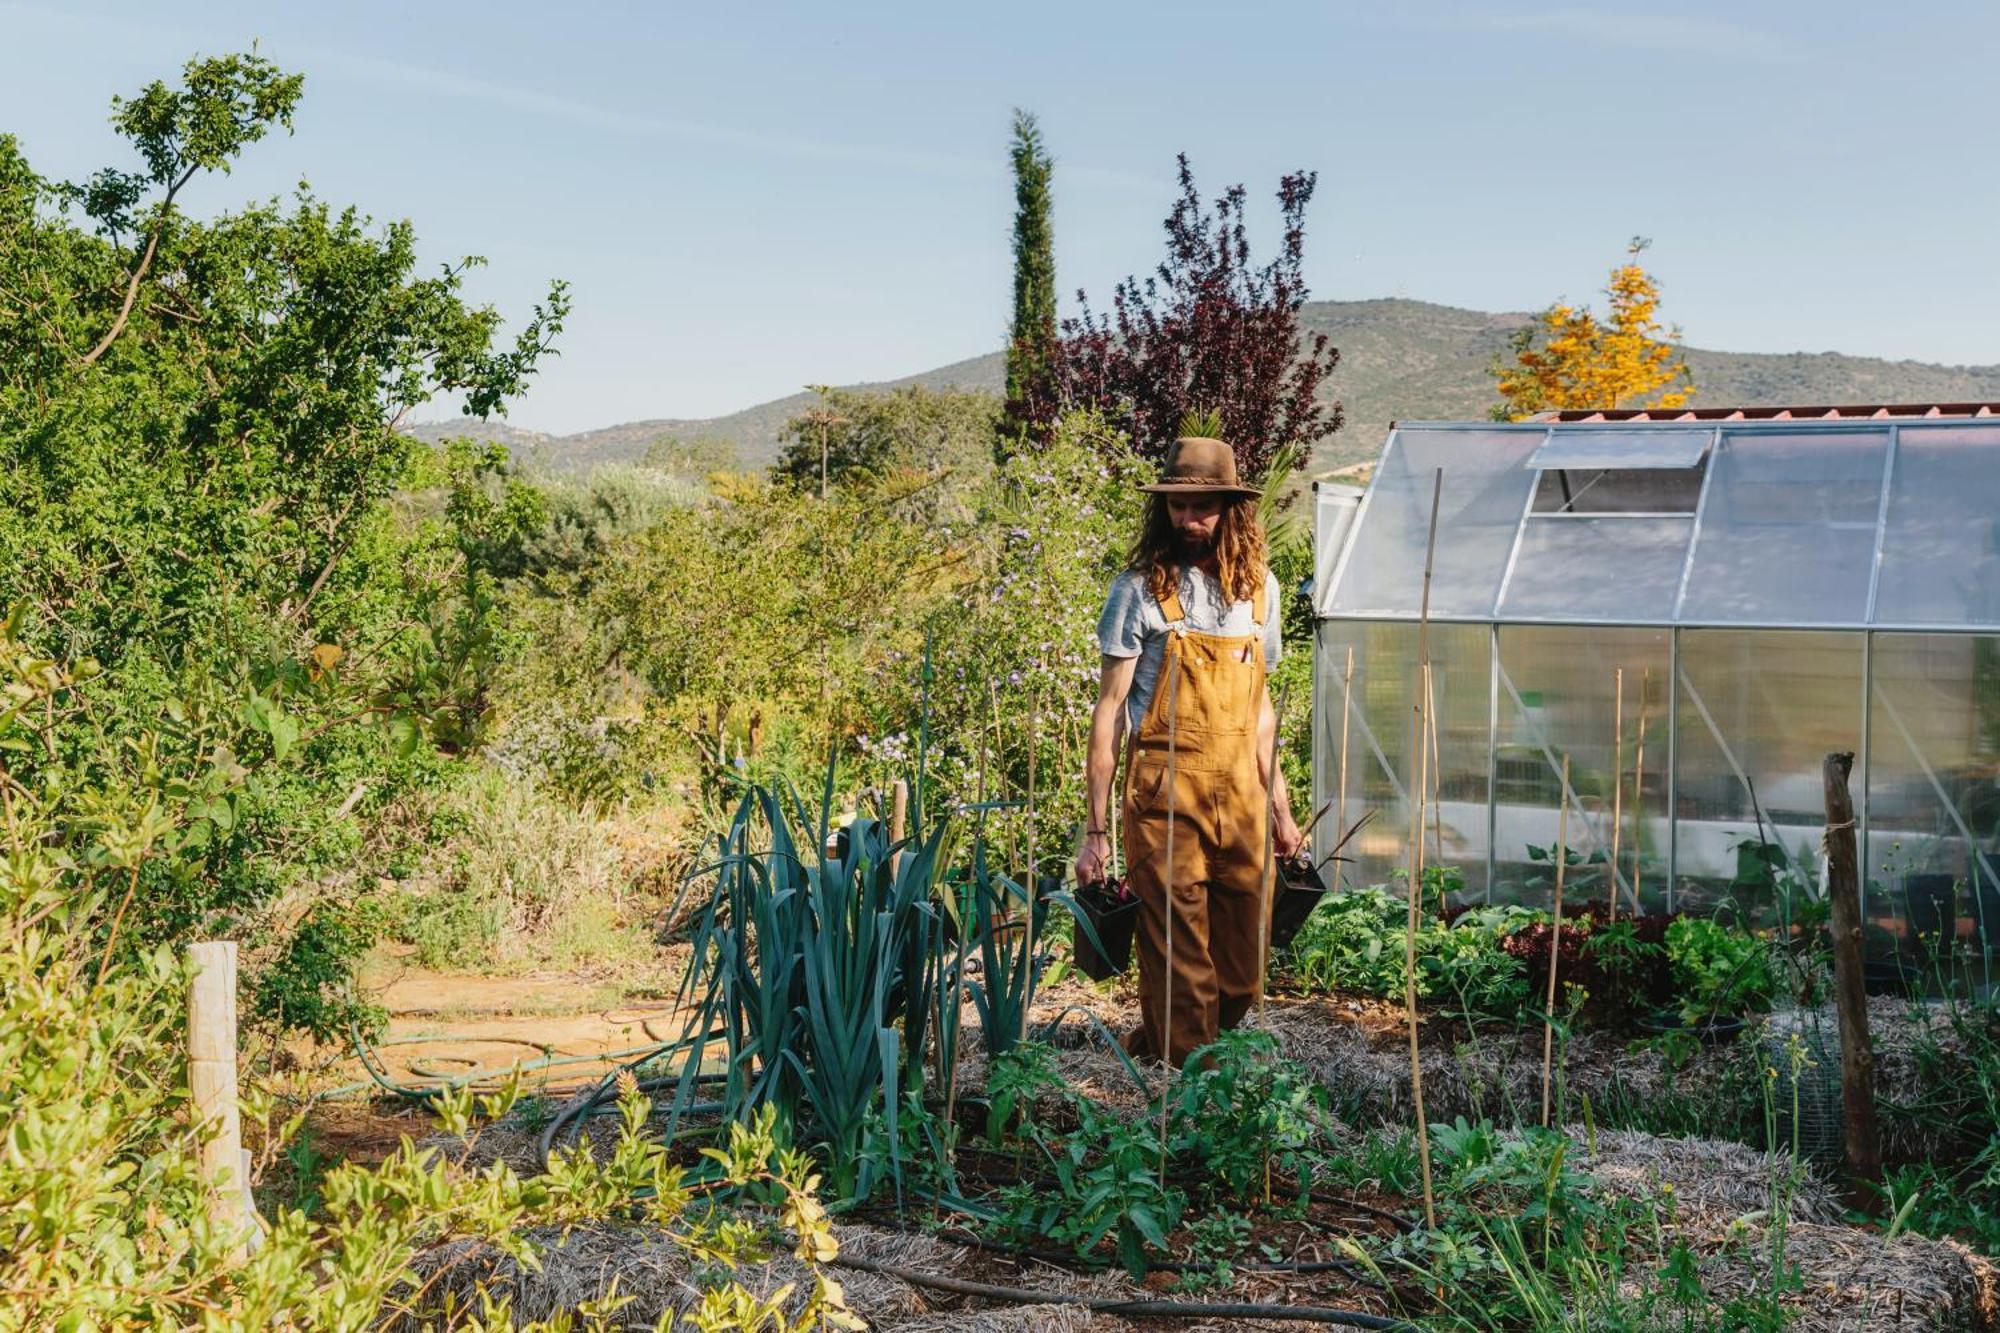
[1077,654,1137,884]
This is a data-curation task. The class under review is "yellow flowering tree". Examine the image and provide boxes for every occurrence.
[1493,239,1694,418]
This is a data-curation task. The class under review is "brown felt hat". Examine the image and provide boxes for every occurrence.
[1139,436,1261,499]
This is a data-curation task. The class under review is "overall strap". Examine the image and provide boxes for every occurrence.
[1251,581,1268,629]
[1155,578,1186,627]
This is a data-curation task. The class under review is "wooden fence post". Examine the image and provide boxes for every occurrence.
[1821,752,1882,1210]
[889,778,909,874]
[188,941,255,1255]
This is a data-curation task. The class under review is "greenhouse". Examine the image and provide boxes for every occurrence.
[1311,406,2000,968]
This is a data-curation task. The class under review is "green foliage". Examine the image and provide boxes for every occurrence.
[672,774,964,1203]
[1168,1030,1325,1197]
[984,1033,1339,1276]
[0,52,566,1025]
[1665,917,1776,1023]
[772,384,1000,514]
[1003,108,1058,445]
[983,1044,1186,1278]
[881,413,1149,871]
[0,617,857,1331]
[1279,881,1538,1021]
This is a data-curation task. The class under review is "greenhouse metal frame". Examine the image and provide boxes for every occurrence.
[1312,411,2000,961]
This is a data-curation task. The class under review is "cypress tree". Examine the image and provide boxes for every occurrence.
[1002,108,1057,445]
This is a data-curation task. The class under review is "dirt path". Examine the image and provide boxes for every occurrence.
[316,946,695,1106]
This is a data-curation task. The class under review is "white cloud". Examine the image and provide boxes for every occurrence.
[325,51,1161,192]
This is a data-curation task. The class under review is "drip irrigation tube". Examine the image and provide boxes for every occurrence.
[829,1252,1415,1329]
[893,1220,1379,1283]
[338,1023,689,1102]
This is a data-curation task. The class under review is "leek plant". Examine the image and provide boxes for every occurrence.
[665,766,1090,1205]
[668,773,959,1203]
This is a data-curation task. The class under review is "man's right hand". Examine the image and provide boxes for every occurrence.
[1076,831,1112,887]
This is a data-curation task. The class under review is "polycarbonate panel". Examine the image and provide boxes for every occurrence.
[1866,633,2000,959]
[1493,627,1670,911]
[1313,619,1489,900]
[1498,516,1692,621]
[1329,428,1542,618]
[1674,630,1863,921]
[1678,429,1889,624]
[1528,429,1711,472]
[1873,425,2000,628]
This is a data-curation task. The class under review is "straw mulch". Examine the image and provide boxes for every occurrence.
[400,1219,1138,1332]
[398,1223,941,1330]
[1650,1221,1998,1332]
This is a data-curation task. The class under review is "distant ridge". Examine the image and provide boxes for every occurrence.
[406,299,2000,473]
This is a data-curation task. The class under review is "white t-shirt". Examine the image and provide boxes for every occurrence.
[1096,566,1282,732]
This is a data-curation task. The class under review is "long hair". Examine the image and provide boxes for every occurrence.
[1128,494,1267,607]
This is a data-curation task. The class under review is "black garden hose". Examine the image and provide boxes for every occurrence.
[830,1250,1416,1328]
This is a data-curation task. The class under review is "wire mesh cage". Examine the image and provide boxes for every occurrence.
[1766,1013,1845,1170]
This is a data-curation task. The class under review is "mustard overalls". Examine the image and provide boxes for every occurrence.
[1121,577,1272,1067]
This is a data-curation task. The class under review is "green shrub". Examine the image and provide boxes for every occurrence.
[0,613,855,1331]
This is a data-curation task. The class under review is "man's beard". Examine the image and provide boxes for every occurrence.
[1175,532,1215,561]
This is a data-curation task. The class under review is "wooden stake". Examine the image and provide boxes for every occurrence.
[188,941,250,1256]
[1540,756,1572,1129]
[1609,668,1624,924]
[1823,751,1882,1210]
[1407,467,1443,1230]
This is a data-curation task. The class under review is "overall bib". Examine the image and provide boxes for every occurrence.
[1121,578,1271,1067]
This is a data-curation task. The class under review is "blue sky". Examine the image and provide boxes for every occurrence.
[5,1,1997,433]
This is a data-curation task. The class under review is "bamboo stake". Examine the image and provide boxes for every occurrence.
[1260,676,1290,1208]
[1540,756,1572,1129]
[943,709,990,1138]
[1157,665,1182,1189]
[1019,677,1040,1046]
[1631,669,1651,915]
[1336,645,1354,878]
[1422,662,1444,915]
[1609,668,1624,924]
[1259,678,1292,1026]
[1407,467,1443,1230]
[1426,661,1444,875]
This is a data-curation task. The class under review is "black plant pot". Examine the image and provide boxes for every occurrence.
[1862,955,1923,997]
[1073,880,1139,982]
[1904,873,1959,956]
[1268,855,1333,954]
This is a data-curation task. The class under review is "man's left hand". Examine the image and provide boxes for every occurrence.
[1275,808,1305,861]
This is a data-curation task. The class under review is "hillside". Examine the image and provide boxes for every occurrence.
[407,299,2000,473]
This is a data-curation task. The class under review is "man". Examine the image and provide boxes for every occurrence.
[1076,435,1304,1067]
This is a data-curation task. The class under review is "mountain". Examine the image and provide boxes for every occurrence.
[405,299,2000,474]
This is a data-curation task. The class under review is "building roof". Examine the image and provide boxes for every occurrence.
[1535,402,2000,423]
